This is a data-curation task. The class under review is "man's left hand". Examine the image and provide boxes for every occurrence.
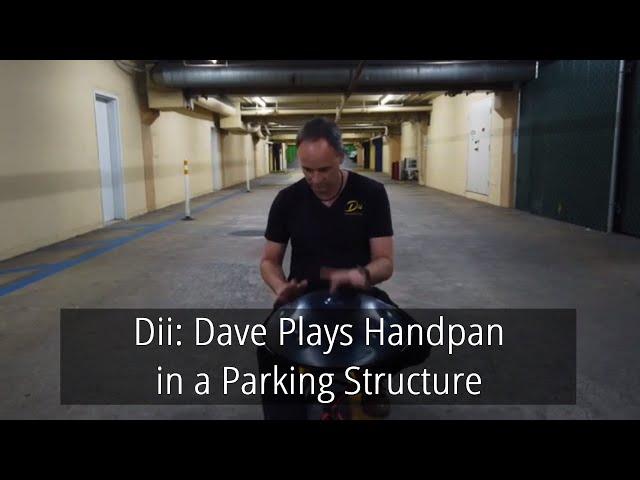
[320,267,368,294]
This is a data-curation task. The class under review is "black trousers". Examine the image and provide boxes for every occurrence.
[256,287,430,419]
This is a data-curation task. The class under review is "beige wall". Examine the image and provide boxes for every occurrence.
[0,60,146,261]
[382,137,391,175]
[417,121,428,185]
[494,92,518,207]
[245,135,256,180]
[221,132,256,187]
[388,135,401,176]
[424,94,467,194]
[401,121,418,161]
[401,120,423,182]
[423,92,516,207]
[0,60,274,262]
[150,111,214,210]
[254,139,269,178]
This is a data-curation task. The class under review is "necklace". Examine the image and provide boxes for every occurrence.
[318,170,344,204]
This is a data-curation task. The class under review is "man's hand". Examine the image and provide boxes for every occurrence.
[275,278,308,306]
[320,267,368,294]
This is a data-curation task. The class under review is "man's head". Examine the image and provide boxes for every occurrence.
[296,118,345,197]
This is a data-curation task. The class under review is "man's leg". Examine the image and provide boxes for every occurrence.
[256,345,308,420]
[358,288,430,417]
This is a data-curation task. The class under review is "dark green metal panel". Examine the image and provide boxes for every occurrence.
[286,145,298,168]
[516,60,620,231]
[615,60,640,237]
[344,144,357,156]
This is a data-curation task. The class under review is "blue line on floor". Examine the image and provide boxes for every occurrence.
[46,238,121,251]
[0,264,49,275]
[107,223,156,230]
[0,189,246,298]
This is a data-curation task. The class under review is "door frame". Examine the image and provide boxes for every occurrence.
[93,90,127,222]
[466,95,494,196]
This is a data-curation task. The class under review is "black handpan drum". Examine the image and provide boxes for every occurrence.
[264,289,414,370]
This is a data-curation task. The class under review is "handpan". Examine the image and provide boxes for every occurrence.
[264,289,413,369]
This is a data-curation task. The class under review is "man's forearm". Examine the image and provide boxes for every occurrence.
[260,259,288,294]
[365,257,393,285]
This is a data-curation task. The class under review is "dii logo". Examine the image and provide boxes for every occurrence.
[345,200,364,215]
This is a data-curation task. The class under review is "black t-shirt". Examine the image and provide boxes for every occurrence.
[264,170,393,288]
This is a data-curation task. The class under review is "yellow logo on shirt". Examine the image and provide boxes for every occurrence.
[345,200,364,214]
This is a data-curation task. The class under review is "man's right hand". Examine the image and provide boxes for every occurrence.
[275,279,308,307]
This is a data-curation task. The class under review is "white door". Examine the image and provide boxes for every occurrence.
[211,126,223,190]
[466,96,493,195]
[95,94,125,223]
[95,98,116,222]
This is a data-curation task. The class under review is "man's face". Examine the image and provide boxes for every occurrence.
[298,139,343,196]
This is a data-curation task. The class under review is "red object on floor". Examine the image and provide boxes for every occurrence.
[392,161,400,180]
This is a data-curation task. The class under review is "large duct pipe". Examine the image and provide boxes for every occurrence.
[151,61,536,94]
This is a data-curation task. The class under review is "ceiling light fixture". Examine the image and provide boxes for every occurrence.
[380,94,394,105]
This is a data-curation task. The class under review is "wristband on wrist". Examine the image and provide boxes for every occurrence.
[357,265,372,289]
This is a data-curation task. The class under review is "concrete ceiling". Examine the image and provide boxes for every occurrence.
[145,60,527,143]
[236,92,439,134]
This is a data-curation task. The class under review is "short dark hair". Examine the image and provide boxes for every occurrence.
[296,117,344,155]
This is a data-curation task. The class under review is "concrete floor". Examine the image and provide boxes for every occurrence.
[1,166,639,419]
